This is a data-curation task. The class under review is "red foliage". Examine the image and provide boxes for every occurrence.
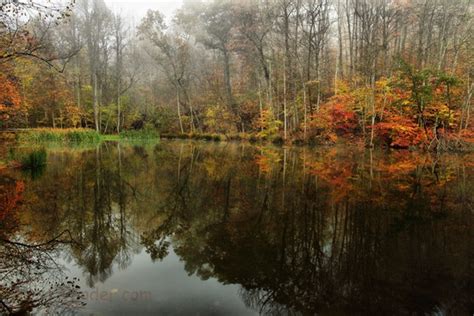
[307,94,358,144]
[374,115,429,148]
[330,103,358,135]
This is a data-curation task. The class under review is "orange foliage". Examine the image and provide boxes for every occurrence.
[0,73,22,125]
[308,71,471,149]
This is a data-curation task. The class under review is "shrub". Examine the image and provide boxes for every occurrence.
[271,135,284,146]
[249,135,258,143]
[173,133,189,139]
[202,134,214,141]
[374,116,428,149]
[292,138,305,146]
[211,134,222,141]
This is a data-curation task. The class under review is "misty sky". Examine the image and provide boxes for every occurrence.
[103,0,184,21]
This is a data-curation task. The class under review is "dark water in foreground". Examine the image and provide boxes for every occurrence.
[0,140,473,315]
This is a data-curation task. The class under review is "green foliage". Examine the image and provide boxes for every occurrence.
[395,59,452,127]
[16,128,161,146]
[392,59,464,135]
[148,107,177,131]
[18,128,101,144]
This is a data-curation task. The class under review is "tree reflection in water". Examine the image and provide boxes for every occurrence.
[0,174,85,314]
[2,141,472,315]
[142,144,473,315]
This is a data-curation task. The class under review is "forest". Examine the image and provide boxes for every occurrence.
[0,0,473,150]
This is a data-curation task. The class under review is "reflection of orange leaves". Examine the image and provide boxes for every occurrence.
[0,178,24,222]
[458,129,474,144]
[464,158,474,168]
[15,180,25,194]
[375,151,462,204]
[254,148,281,174]
[328,167,352,188]
[394,183,411,191]
[254,154,271,174]
[376,151,424,175]
[306,153,354,203]
[385,160,417,174]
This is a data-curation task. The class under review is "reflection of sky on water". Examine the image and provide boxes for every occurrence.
[61,246,256,315]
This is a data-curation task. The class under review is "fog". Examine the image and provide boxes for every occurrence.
[104,0,184,20]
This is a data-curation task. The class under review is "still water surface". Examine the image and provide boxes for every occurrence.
[1,140,473,315]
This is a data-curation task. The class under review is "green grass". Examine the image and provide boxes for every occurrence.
[16,128,160,145]
[18,128,101,144]
[100,134,121,141]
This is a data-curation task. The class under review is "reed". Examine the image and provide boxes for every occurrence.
[18,128,101,144]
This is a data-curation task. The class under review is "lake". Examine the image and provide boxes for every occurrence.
[1,140,473,315]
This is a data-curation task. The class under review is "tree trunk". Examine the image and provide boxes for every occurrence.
[93,72,100,133]
[222,49,236,115]
[283,61,287,140]
[303,82,307,141]
[176,86,184,134]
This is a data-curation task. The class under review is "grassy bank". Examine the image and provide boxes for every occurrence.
[10,128,473,152]
[1,128,160,172]
[16,128,160,144]
[102,129,160,143]
[17,128,102,144]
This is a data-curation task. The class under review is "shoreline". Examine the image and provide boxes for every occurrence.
[1,128,473,153]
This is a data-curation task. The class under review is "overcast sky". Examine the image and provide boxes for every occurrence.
[103,0,184,22]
